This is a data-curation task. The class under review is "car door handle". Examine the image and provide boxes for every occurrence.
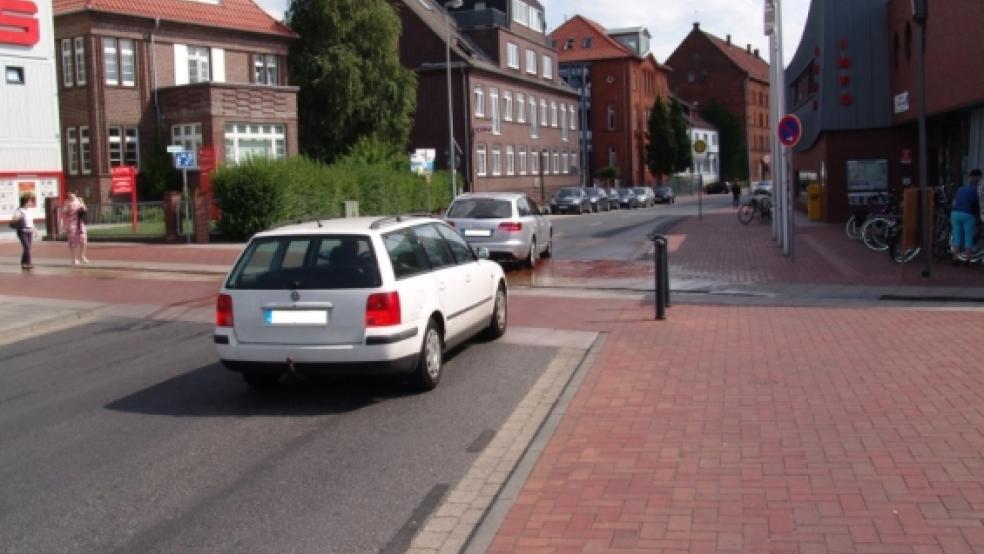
[465,273,472,284]
[438,281,446,291]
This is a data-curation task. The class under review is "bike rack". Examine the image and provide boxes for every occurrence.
[653,234,671,320]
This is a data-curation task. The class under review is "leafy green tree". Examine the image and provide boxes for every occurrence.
[670,99,692,173]
[287,0,417,164]
[596,165,620,186]
[646,96,675,184]
[700,101,748,181]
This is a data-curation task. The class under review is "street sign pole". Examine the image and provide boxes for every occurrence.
[182,167,190,244]
[767,0,793,259]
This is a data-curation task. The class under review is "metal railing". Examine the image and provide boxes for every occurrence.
[55,201,174,239]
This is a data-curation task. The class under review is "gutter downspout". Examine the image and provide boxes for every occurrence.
[461,68,470,193]
[150,17,161,141]
[623,62,630,185]
[744,74,752,182]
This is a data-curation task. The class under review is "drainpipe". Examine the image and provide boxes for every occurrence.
[744,74,751,182]
[461,68,470,193]
[623,62,630,185]
[150,17,161,141]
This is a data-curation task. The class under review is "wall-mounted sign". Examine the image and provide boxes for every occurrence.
[777,114,802,148]
[900,148,913,165]
[894,91,910,114]
[409,148,436,176]
[846,159,888,193]
[693,140,707,154]
[0,0,40,46]
[474,125,493,134]
[110,166,137,195]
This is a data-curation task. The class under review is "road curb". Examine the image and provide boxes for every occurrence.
[0,305,105,347]
[0,257,227,275]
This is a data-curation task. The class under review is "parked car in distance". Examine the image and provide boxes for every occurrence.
[617,188,639,209]
[703,181,730,194]
[632,187,655,208]
[445,193,552,267]
[653,185,675,204]
[584,187,610,212]
[215,215,508,391]
[550,187,591,215]
[752,180,773,195]
[606,188,621,210]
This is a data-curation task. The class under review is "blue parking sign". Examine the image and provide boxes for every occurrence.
[173,151,197,169]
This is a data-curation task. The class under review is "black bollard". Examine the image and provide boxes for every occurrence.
[654,235,667,320]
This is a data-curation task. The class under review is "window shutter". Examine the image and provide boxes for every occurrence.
[173,44,188,85]
[211,48,225,83]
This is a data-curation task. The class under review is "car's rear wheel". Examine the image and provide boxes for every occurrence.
[412,320,443,391]
[484,284,508,339]
[242,370,281,389]
[542,234,553,258]
[525,237,538,268]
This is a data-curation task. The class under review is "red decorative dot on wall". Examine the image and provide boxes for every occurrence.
[838,56,852,69]
[839,37,848,50]
[839,94,854,106]
[839,75,850,86]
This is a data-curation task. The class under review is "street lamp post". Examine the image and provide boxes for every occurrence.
[444,0,463,201]
[912,0,930,277]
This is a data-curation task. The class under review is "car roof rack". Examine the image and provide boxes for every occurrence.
[368,213,436,230]
[270,216,327,230]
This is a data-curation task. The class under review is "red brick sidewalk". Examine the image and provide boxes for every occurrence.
[0,240,242,267]
[490,302,984,553]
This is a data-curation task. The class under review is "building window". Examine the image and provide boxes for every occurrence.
[561,105,568,141]
[506,145,515,175]
[188,46,210,83]
[66,128,78,175]
[74,37,86,85]
[474,86,485,117]
[476,144,487,176]
[519,146,527,175]
[102,38,118,85]
[223,123,286,164]
[687,70,695,83]
[552,150,559,174]
[542,55,553,79]
[607,105,616,131]
[529,96,537,138]
[561,151,568,174]
[530,147,538,175]
[172,123,203,165]
[525,50,536,75]
[512,0,528,26]
[490,88,501,134]
[905,23,912,63]
[528,6,541,31]
[551,101,558,127]
[582,37,592,48]
[563,38,574,50]
[507,43,519,69]
[570,104,576,130]
[79,126,91,174]
[120,39,135,86]
[491,145,502,176]
[540,98,547,127]
[541,150,549,177]
[570,151,577,174]
[108,126,139,168]
[61,39,73,87]
[608,146,617,167]
[253,54,279,85]
[503,91,513,122]
[516,93,525,123]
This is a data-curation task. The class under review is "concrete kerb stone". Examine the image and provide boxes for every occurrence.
[407,342,599,553]
[0,256,228,276]
[0,295,107,347]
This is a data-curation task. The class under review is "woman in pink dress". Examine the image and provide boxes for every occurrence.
[63,192,89,264]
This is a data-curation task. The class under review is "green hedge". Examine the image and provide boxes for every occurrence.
[212,156,455,240]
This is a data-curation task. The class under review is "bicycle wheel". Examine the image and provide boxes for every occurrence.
[887,233,920,263]
[738,203,755,224]
[861,217,891,251]
[845,215,861,240]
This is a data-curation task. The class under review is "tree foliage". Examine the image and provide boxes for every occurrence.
[646,96,676,184]
[700,101,748,181]
[287,0,417,164]
[670,99,692,173]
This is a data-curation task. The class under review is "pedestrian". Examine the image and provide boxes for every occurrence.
[62,192,89,264]
[9,193,36,270]
[731,181,741,209]
[950,169,982,262]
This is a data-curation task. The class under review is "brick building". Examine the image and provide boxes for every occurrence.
[389,0,580,205]
[550,16,670,186]
[666,23,771,182]
[53,0,298,203]
[786,0,984,222]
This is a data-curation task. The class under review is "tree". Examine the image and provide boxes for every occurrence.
[670,99,692,173]
[700,101,748,181]
[596,165,620,186]
[646,96,675,184]
[287,0,417,164]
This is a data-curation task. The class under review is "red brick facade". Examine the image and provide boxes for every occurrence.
[54,8,297,203]
[666,24,771,181]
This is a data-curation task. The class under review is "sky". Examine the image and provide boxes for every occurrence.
[254,0,811,66]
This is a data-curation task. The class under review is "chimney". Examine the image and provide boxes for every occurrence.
[746,44,752,53]
[726,34,731,45]
[693,22,700,31]
[754,48,760,58]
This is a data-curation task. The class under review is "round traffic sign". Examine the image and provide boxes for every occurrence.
[777,114,802,148]
[693,139,707,154]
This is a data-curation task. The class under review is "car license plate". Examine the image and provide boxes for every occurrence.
[264,309,328,325]
[463,229,492,237]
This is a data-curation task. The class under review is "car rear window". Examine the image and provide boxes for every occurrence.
[447,199,512,219]
[558,188,580,197]
[226,235,381,290]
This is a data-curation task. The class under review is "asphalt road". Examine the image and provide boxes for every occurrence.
[0,317,558,553]
[547,193,733,261]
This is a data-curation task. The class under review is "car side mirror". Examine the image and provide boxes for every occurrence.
[476,247,490,260]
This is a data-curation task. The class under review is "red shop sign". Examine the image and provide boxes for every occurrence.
[0,0,40,47]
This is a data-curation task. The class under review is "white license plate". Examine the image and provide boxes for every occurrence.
[264,309,328,325]
[463,228,493,237]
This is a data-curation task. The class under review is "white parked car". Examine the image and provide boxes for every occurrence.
[214,215,508,391]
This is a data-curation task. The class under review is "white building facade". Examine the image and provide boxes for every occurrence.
[687,123,720,185]
[0,0,62,222]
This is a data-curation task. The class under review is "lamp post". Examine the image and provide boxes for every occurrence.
[912,0,930,277]
[444,0,463,200]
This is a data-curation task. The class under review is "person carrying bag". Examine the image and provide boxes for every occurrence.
[10,193,37,270]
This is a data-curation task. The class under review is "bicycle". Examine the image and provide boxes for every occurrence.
[738,194,772,224]
[845,192,893,240]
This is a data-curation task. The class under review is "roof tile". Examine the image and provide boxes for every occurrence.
[703,31,769,82]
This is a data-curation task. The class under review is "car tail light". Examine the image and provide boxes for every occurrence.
[498,222,523,233]
[366,292,401,327]
[216,294,234,327]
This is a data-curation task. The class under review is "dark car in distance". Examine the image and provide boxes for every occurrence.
[550,187,591,214]
[653,185,675,204]
[584,187,610,212]
[617,188,639,209]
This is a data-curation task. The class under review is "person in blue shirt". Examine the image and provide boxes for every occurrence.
[951,169,982,260]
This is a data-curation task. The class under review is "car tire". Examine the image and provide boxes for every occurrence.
[242,370,281,389]
[412,320,443,391]
[483,284,508,340]
[525,237,538,269]
[542,234,553,258]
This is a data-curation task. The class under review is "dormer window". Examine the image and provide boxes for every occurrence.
[564,39,574,50]
[582,37,592,48]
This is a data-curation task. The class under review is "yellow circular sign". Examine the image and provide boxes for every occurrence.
[693,140,707,154]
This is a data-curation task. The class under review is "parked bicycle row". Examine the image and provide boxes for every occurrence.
[548,186,675,214]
